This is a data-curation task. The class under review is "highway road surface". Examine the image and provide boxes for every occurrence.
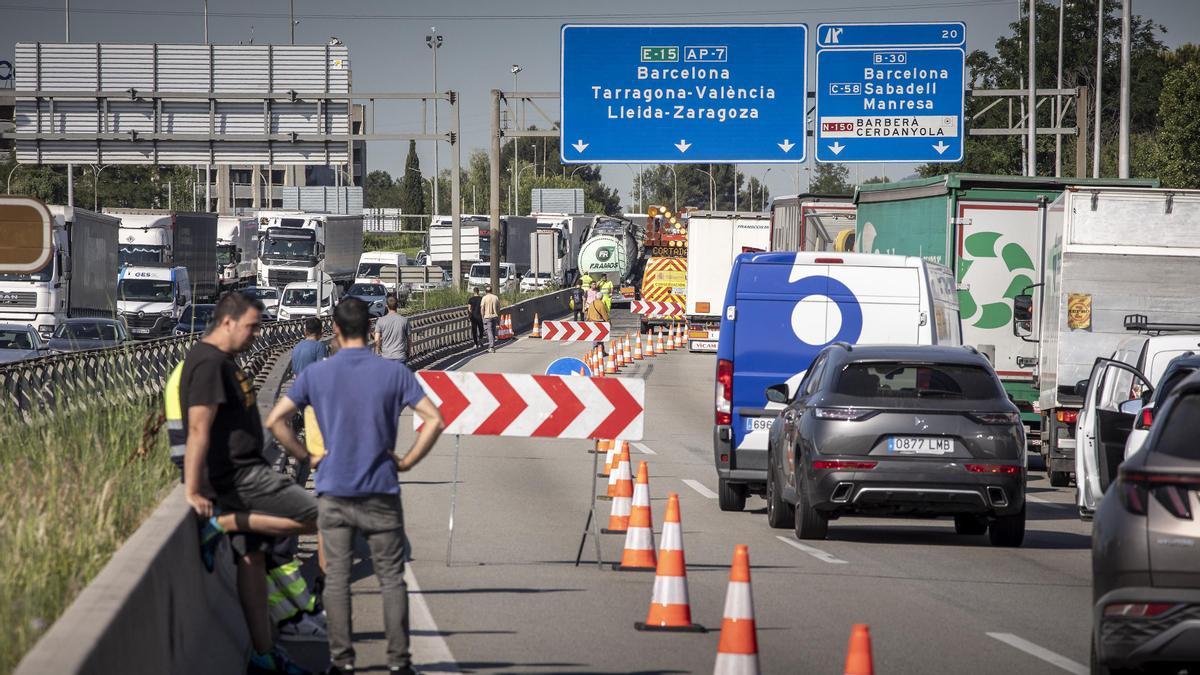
[290,326,1093,674]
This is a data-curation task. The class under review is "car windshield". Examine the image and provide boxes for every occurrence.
[246,287,278,301]
[53,322,120,341]
[118,279,175,302]
[282,288,318,306]
[1154,393,1200,459]
[348,284,386,297]
[834,362,1002,402]
[1153,367,1200,405]
[179,305,215,325]
[528,272,551,279]
[0,261,52,282]
[358,263,398,278]
[469,264,489,277]
[0,330,35,350]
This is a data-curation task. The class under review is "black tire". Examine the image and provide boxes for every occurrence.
[793,477,829,540]
[953,514,988,535]
[1049,470,1071,487]
[766,462,795,529]
[718,478,747,512]
[988,504,1026,547]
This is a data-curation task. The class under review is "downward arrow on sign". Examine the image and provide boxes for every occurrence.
[778,138,796,153]
[932,141,950,155]
[572,139,589,153]
[828,141,845,156]
[675,139,692,153]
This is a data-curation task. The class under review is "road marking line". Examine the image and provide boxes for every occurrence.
[1026,494,1066,506]
[681,479,717,499]
[632,442,656,455]
[407,566,461,672]
[775,535,848,564]
[986,632,1087,675]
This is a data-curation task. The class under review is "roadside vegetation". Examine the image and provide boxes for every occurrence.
[401,285,559,315]
[0,400,173,673]
[362,231,425,260]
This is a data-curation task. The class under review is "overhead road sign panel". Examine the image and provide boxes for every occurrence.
[560,24,808,164]
[0,197,53,273]
[814,22,965,164]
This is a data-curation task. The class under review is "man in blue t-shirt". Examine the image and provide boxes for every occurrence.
[265,298,444,675]
[291,318,327,376]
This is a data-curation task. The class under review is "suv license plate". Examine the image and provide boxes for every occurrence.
[887,436,954,455]
[745,417,774,432]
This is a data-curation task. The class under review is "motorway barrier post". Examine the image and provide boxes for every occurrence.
[445,434,461,566]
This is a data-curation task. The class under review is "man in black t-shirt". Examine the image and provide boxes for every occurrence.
[466,287,484,347]
[181,291,318,675]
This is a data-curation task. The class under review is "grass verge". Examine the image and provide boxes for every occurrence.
[0,400,174,674]
[400,286,560,315]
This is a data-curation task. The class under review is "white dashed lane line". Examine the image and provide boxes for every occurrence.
[775,535,849,564]
[408,566,461,672]
[631,442,656,455]
[681,479,718,499]
[986,633,1088,675]
[1025,494,1068,507]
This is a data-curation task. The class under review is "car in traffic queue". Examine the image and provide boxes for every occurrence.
[173,303,216,336]
[343,283,389,318]
[45,317,130,354]
[1122,353,1200,461]
[764,344,1026,546]
[519,271,556,293]
[276,279,340,321]
[713,251,962,512]
[1091,370,1200,674]
[242,286,280,320]
[468,262,517,292]
[0,323,48,363]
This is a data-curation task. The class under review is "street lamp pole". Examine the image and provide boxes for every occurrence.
[7,164,24,194]
[695,168,716,210]
[427,28,444,215]
[510,65,523,216]
[668,166,678,209]
[758,167,773,211]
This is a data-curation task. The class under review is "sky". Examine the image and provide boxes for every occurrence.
[3,0,1199,209]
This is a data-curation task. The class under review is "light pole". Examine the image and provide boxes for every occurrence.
[757,168,773,211]
[427,28,443,215]
[513,164,535,216]
[6,164,24,194]
[510,64,523,218]
[89,164,115,211]
[695,168,716,210]
[667,166,678,209]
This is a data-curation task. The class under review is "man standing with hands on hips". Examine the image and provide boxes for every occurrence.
[480,284,500,353]
[266,298,445,675]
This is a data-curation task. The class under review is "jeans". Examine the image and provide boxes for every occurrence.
[319,494,410,669]
[485,317,498,350]
[469,316,484,346]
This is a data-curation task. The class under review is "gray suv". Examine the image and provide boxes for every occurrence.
[1092,371,1200,674]
[765,344,1027,547]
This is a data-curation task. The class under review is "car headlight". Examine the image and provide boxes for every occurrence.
[161,310,173,317]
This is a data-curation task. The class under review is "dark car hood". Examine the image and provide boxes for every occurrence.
[46,339,122,353]
[0,349,40,364]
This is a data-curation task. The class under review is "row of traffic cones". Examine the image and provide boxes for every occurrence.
[582,324,687,376]
[591,438,876,674]
[496,314,514,340]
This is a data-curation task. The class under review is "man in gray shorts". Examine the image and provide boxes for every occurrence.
[181,291,318,675]
[374,295,410,364]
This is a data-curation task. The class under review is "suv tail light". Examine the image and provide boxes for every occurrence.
[964,464,1023,475]
[968,412,1021,425]
[1118,468,1200,519]
[1056,409,1079,425]
[1134,407,1154,430]
[1104,603,1175,618]
[716,358,732,426]
[813,407,876,421]
[813,460,878,470]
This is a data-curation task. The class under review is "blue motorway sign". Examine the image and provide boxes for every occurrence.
[560,24,807,164]
[814,22,965,163]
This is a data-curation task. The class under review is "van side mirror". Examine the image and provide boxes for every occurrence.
[765,384,791,404]
[1118,399,1143,416]
[1074,379,1089,397]
[1012,294,1034,337]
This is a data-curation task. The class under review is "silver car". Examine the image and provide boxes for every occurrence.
[0,323,47,364]
[1092,371,1200,673]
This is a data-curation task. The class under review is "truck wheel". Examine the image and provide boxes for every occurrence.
[1049,471,1071,487]
[953,514,988,535]
[718,478,747,512]
[766,464,795,529]
[988,504,1025,547]
[793,478,828,540]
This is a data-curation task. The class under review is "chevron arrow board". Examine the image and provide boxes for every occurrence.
[414,371,644,440]
[540,320,611,342]
[630,301,684,318]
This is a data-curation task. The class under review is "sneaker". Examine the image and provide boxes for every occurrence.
[279,614,328,643]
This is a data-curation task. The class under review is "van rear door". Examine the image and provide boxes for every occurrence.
[825,263,921,345]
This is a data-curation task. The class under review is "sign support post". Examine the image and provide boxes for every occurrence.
[445,434,461,567]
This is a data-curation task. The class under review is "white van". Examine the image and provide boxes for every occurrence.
[468,262,516,292]
[117,265,192,339]
[277,279,340,320]
[355,251,409,293]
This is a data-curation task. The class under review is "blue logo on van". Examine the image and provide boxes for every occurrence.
[789,275,863,362]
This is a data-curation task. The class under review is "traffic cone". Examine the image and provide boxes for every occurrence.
[605,346,617,375]
[614,461,657,571]
[622,333,633,366]
[656,328,666,353]
[634,334,644,360]
[664,324,676,351]
[531,313,541,338]
[617,338,628,367]
[635,493,705,632]
[675,323,685,348]
[599,439,617,475]
[713,545,759,674]
[602,444,633,534]
[843,624,875,675]
[645,330,656,357]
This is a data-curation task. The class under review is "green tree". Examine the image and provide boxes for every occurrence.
[861,175,891,185]
[398,141,426,215]
[634,164,768,211]
[1152,61,1200,188]
[810,163,852,194]
[364,169,399,209]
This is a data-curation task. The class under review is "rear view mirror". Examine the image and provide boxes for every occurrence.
[1075,379,1089,397]
[1118,399,1142,416]
[1012,294,1034,338]
[765,384,790,404]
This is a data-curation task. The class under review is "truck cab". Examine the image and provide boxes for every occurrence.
[257,211,362,291]
[117,265,191,339]
[217,216,258,291]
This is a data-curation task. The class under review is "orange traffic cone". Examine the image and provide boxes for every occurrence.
[714,545,759,674]
[617,338,627,367]
[634,334,644,360]
[602,444,633,533]
[664,324,676,351]
[843,624,875,675]
[605,346,617,375]
[531,313,541,338]
[614,461,657,571]
[594,347,606,378]
[656,328,666,353]
[602,441,624,499]
[675,323,685,348]
[645,330,656,357]
[600,439,617,475]
[635,493,706,632]
[622,333,633,366]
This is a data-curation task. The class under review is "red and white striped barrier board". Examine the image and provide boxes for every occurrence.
[630,301,684,318]
[540,320,611,342]
[415,371,644,440]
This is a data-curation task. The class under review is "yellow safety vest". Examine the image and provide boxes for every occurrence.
[303,406,326,463]
[164,362,186,466]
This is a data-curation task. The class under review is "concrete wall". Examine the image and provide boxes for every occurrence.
[15,486,250,675]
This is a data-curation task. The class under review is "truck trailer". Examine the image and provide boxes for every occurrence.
[769,194,856,252]
[684,212,771,352]
[106,209,219,301]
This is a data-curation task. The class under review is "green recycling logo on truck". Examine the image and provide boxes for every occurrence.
[958,232,1036,330]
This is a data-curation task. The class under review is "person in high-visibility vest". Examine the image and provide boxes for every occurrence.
[580,271,594,289]
[598,274,614,311]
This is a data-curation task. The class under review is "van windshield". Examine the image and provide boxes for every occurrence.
[118,279,175,302]
[834,362,1002,402]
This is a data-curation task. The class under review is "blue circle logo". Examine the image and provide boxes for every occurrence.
[788,275,863,364]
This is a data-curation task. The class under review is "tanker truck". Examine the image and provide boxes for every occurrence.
[576,215,644,306]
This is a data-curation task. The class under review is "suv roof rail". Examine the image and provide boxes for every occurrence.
[831,341,853,351]
[961,345,979,354]
[1124,314,1200,336]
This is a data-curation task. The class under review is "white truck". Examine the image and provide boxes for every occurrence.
[427,215,490,270]
[355,251,410,294]
[116,264,192,339]
[1015,187,1200,490]
[217,216,259,292]
[256,211,364,291]
[684,212,771,352]
[106,209,219,301]
[0,204,120,341]
[527,229,562,286]
[768,194,857,252]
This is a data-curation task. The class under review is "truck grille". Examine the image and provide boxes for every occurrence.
[0,291,38,308]
[268,270,309,287]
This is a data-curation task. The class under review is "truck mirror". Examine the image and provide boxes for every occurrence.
[765,384,791,404]
[1074,379,1089,397]
[1012,294,1034,338]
